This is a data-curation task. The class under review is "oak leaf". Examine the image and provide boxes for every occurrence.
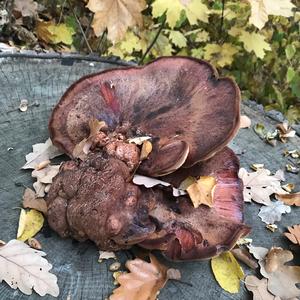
[110,255,176,300]
[87,0,146,43]
[238,31,271,59]
[258,201,291,224]
[284,225,300,245]
[211,251,244,293]
[22,188,48,215]
[0,239,59,296]
[275,192,300,206]
[245,275,275,300]
[238,168,286,205]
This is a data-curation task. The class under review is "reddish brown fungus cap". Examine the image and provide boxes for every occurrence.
[49,57,240,176]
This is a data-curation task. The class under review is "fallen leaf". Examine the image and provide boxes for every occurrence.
[133,174,186,197]
[110,254,172,300]
[245,275,275,300]
[281,183,295,192]
[231,248,258,269]
[275,192,300,206]
[258,201,291,224]
[98,251,117,262]
[211,251,244,293]
[14,0,38,18]
[128,136,152,145]
[186,176,216,208]
[32,165,60,184]
[17,209,44,242]
[0,239,59,296]
[110,262,121,272]
[47,23,75,45]
[266,224,277,232]
[36,21,56,44]
[250,163,265,171]
[262,247,300,299]
[236,237,253,246]
[240,115,251,128]
[238,168,287,205]
[239,31,271,59]
[28,238,42,250]
[247,0,296,29]
[276,121,296,143]
[22,138,63,169]
[140,140,153,160]
[87,0,146,42]
[286,163,300,174]
[248,244,268,261]
[35,160,51,170]
[22,188,48,215]
[33,180,47,198]
[284,225,300,245]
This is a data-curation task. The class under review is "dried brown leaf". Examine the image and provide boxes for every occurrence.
[14,0,38,18]
[284,225,300,245]
[275,192,300,206]
[231,248,258,269]
[22,188,48,215]
[186,175,216,208]
[276,121,296,143]
[87,0,146,42]
[110,255,173,300]
[27,237,42,250]
[245,275,275,300]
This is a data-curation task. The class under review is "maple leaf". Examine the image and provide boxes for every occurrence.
[195,30,210,42]
[22,188,48,215]
[245,275,275,300]
[247,0,296,29]
[238,168,286,205]
[239,31,271,59]
[47,24,75,45]
[284,225,300,245]
[86,0,146,43]
[211,252,244,293]
[22,138,62,169]
[168,30,187,48]
[110,255,177,300]
[258,201,291,224]
[204,43,239,67]
[151,0,209,29]
[0,240,59,296]
[275,192,300,206]
[17,209,44,242]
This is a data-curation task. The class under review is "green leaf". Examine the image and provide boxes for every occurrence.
[168,30,187,48]
[285,44,296,60]
[286,67,296,83]
[290,75,300,98]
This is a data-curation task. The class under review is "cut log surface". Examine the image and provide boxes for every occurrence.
[0,54,299,300]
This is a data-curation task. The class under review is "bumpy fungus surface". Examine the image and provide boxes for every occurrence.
[47,57,249,260]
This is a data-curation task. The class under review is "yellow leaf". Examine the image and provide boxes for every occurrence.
[239,31,271,59]
[195,30,210,42]
[140,140,153,160]
[87,0,146,43]
[182,0,209,24]
[48,24,75,45]
[168,30,187,48]
[120,31,143,53]
[247,0,295,29]
[228,26,243,37]
[211,252,244,293]
[204,43,239,67]
[191,48,204,58]
[36,21,56,44]
[186,175,216,208]
[17,209,44,242]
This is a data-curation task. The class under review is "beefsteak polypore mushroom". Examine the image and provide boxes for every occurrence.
[47,57,250,260]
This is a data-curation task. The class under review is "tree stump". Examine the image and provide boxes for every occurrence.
[0,54,299,300]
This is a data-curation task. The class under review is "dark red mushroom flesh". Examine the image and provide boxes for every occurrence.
[139,147,250,261]
[49,57,240,176]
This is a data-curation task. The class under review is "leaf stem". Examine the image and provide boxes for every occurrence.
[139,15,166,65]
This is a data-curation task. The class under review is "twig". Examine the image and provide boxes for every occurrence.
[219,0,225,42]
[58,0,67,24]
[79,13,93,51]
[67,0,93,54]
[139,16,166,65]
[96,28,107,54]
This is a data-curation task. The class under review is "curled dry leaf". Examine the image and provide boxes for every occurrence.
[276,121,296,143]
[98,251,117,262]
[275,192,300,206]
[86,0,146,42]
[128,136,151,145]
[258,201,291,224]
[240,115,251,128]
[17,209,44,242]
[186,175,216,208]
[284,225,300,245]
[286,163,300,174]
[110,254,174,300]
[132,174,186,197]
[245,275,275,300]
[22,138,63,169]
[231,248,258,269]
[28,238,42,250]
[22,188,47,215]
[238,168,287,205]
[140,140,153,160]
[211,251,244,294]
[262,247,300,299]
[0,239,59,296]
[266,224,277,232]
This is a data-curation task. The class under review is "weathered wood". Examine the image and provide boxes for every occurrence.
[0,55,299,300]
